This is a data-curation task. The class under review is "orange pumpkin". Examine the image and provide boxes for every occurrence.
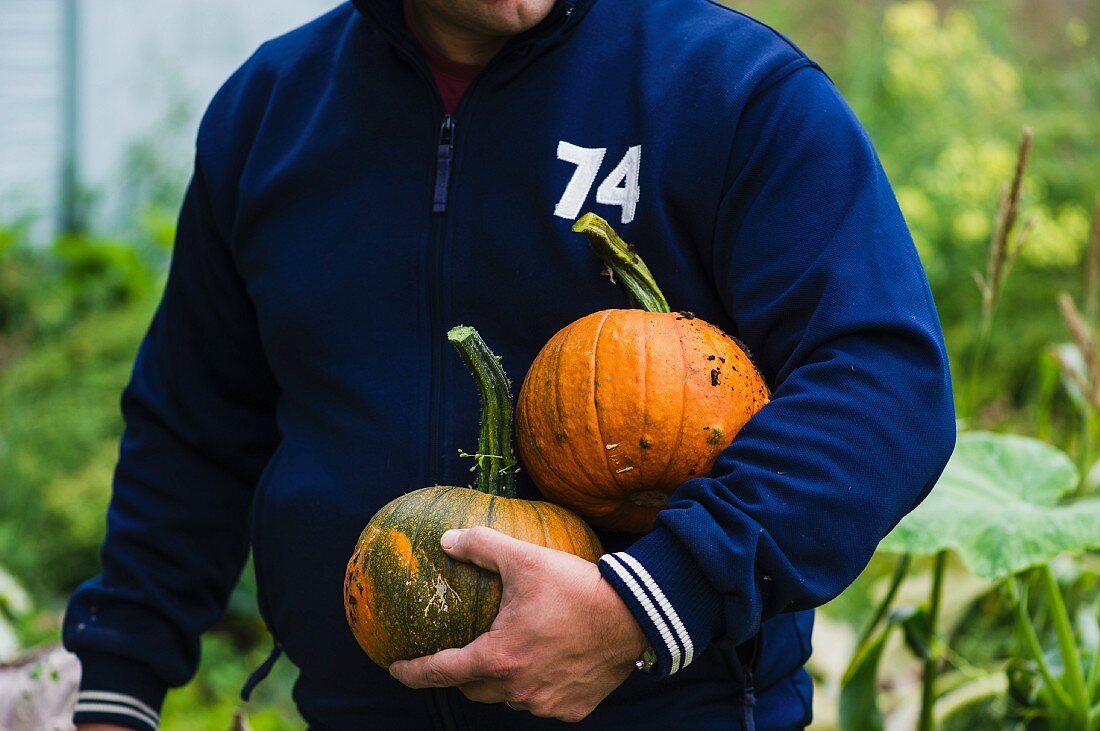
[516,214,770,533]
[345,327,601,668]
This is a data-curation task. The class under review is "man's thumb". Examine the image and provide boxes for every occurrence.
[440,525,533,578]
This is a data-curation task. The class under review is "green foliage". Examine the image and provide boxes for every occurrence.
[839,619,890,731]
[159,633,299,731]
[0,300,153,592]
[0,223,164,346]
[880,432,1100,579]
[739,0,1100,412]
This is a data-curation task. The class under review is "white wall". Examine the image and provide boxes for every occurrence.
[0,0,341,236]
[0,0,63,228]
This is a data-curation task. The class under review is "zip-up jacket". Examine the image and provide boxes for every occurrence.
[63,1,956,729]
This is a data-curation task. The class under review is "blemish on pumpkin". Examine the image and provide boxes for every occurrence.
[424,573,460,616]
[707,427,724,445]
[707,355,716,361]
[639,436,652,448]
[615,466,634,474]
[554,427,568,442]
[605,442,620,450]
[710,369,720,386]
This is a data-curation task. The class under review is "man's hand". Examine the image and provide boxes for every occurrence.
[388,526,649,723]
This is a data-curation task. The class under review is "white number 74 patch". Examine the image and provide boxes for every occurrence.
[554,141,642,225]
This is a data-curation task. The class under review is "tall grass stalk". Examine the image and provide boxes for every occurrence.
[966,128,1034,416]
[1085,197,1099,326]
[1056,292,1100,476]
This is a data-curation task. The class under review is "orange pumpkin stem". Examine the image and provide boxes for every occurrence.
[446,325,518,497]
[574,212,671,314]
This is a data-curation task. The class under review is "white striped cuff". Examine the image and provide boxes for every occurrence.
[600,552,696,674]
[75,690,159,730]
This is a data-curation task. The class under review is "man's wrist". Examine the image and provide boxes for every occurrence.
[598,528,726,678]
[595,570,651,670]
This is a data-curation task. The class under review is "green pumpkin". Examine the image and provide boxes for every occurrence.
[344,327,603,668]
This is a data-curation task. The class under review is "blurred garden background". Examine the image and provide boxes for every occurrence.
[0,0,1098,728]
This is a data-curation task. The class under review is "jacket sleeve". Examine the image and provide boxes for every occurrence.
[62,155,280,730]
[598,66,956,677]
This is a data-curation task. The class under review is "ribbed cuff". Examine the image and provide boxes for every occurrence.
[598,525,724,678]
[73,652,167,731]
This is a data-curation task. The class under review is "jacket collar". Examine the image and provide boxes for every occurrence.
[350,0,595,55]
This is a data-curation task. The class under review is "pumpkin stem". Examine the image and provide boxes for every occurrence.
[447,326,518,498]
[574,212,670,313]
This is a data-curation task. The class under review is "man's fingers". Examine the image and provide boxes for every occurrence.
[389,644,492,689]
[456,680,504,704]
[440,526,539,578]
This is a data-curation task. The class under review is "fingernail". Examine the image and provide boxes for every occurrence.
[441,529,463,550]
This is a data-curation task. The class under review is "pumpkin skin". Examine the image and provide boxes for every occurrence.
[516,309,770,533]
[344,485,602,668]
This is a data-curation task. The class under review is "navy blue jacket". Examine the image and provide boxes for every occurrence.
[63,1,955,729]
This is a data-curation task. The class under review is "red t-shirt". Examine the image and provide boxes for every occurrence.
[404,5,483,114]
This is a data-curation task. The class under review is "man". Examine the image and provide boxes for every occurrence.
[65,0,956,729]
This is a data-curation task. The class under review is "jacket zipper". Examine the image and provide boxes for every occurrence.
[742,667,757,731]
[342,7,574,725]
[740,632,761,731]
[433,115,455,214]
[425,113,455,497]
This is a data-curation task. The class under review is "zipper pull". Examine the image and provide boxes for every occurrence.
[433,114,455,214]
[741,669,757,731]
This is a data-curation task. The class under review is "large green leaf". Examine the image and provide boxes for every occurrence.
[839,622,890,731]
[881,431,1100,579]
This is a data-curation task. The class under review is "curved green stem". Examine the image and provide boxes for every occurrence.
[1008,576,1075,712]
[574,213,670,313]
[1040,564,1090,720]
[857,554,911,649]
[447,326,517,498]
[1086,631,1100,703]
[918,550,948,731]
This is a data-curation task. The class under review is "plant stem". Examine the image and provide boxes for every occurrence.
[918,550,948,731]
[1040,564,1090,720]
[573,213,670,313]
[1007,576,1075,711]
[1088,703,1100,731]
[965,128,1033,416]
[447,326,517,498]
[1085,195,1099,325]
[1087,628,1100,703]
[857,554,911,649]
